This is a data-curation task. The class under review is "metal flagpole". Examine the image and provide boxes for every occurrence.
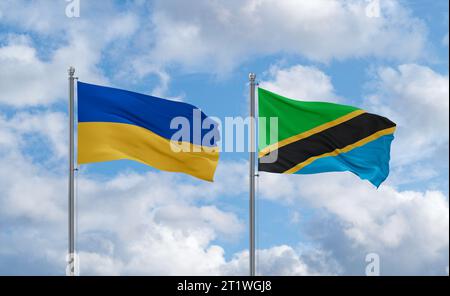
[249,73,256,276]
[68,66,76,276]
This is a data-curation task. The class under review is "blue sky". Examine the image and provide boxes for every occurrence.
[0,0,448,275]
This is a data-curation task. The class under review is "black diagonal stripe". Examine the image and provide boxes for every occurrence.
[258,113,396,173]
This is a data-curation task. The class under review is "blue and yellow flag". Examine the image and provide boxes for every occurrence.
[77,82,219,181]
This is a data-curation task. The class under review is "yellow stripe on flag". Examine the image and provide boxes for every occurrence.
[78,122,219,182]
[259,109,366,158]
[283,126,396,174]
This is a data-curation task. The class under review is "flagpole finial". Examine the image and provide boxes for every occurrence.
[249,73,256,82]
[68,66,75,77]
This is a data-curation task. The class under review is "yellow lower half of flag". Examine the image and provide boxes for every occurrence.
[78,122,219,182]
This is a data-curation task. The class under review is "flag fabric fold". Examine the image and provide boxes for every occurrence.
[258,88,396,187]
[77,82,219,182]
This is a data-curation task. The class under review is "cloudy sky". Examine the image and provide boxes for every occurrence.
[0,0,448,275]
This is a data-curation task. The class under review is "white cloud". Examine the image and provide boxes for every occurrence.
[223,244,343,276]
[0,155,66,223]
[225,246,310,276]
[259,64,339,101]
[80,220,227,276]
[4,111,67,158]
[154,205,243,239]
[0,1,139,107]
[0,34,104,107]
[0,1,137,37]
[0,0,68,34]
[0,0,430,106]
[0,112,67,222]
[443,33,449,47]
[144,0,427,72]
[258,172,449,275]
[366,64,449,166]
[0,39,59,106]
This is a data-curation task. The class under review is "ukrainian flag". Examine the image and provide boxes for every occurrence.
[77,82,219,181]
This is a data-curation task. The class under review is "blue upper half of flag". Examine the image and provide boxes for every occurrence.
[77,82,219,147]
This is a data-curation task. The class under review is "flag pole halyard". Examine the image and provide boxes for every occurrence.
[249,73,257,276]
[68,66,76,276]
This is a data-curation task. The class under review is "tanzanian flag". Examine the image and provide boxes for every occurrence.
[77,82,219,182]
[258,88,396,187]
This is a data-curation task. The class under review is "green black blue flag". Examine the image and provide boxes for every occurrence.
[258,88,396,187]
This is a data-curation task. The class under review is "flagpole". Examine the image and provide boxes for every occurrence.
[249,73,256,276]
[68,66,76,276]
